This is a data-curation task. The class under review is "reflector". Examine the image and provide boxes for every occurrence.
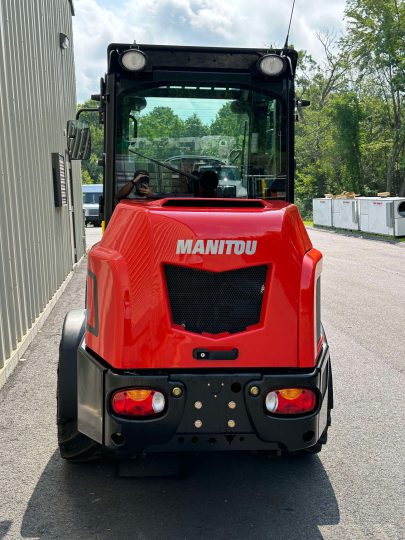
[279,388,302,400]
[127,389,151,401]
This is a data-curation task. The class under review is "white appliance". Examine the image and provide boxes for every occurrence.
[313,198,333,227]
[358,197,405,237]
[332,199,359,230]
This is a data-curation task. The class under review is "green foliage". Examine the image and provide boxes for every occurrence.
[294,0,405,215]
[344,0,405,194]
[326,92,363,193]
[210,102,247,141]
[138,107,184,139]
[81,169,93,184]
[182,113,210,137]
[345,0,404,90]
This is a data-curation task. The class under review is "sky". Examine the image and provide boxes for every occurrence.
[71,0,348,104]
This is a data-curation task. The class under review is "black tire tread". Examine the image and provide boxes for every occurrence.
[58,419,101,462]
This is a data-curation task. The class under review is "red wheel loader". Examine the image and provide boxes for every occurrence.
[58,44,332,461]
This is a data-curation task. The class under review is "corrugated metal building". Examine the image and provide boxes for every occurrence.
[0,0,84,385]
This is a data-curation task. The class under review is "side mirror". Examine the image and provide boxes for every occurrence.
[67,120,91,160]
[129,115,138,139]
[296,99,311,122]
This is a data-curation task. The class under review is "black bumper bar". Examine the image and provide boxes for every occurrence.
[77,343,331,454]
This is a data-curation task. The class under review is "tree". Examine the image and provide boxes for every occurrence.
[294,41,354,216]
[326,92,364,193]
[182,113,209,137]
[210,102,247,140]
[81,169,94,184]
[138,107,185,140]
[344,0,405,194]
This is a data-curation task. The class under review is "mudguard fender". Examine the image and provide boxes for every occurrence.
[57,309,86,422]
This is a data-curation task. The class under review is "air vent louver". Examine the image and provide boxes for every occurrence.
[164,264,268,334]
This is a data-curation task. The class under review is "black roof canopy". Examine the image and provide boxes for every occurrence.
[107,43,298,79]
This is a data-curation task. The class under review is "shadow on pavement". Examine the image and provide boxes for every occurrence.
[0,521,12,540]
[21,450,339,539]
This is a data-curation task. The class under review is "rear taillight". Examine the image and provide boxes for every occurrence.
[111,388,166,418]
[265,388,316,415]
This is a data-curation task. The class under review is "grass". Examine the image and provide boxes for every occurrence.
[305,222,405,244]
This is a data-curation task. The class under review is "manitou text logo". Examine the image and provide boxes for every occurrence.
[176,239,257,255]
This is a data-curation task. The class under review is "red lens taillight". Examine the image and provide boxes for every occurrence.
[111,388,166,418]
[265,388,316,415]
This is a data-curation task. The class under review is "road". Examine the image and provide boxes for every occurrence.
[0,227,404,540]
[85,225,103,251]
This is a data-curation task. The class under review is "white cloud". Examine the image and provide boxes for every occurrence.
[72,0,347,103]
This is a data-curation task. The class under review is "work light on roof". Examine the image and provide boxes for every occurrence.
[257,54,286,76]
[120,49,147,71]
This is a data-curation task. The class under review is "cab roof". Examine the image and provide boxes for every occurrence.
[107,43,298,77]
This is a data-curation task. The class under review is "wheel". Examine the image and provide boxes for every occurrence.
[57,417,101,462]
[57,310,100,462]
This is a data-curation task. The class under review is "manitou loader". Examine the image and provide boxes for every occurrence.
[58,44,333,461]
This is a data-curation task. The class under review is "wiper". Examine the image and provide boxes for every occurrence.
[128,147,199,182]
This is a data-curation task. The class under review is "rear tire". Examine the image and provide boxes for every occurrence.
[57,418,101,462]
[57,310,100,462]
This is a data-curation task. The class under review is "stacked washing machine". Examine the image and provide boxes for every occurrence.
[312,198,333,226]
[313,197,359,230]
[312,196,405,237]
[358,197,405,237]
[332,198,359,231]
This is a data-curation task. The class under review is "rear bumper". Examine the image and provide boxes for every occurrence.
[77,342,331,454]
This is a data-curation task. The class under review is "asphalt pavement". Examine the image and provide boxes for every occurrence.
[0,226,404,540]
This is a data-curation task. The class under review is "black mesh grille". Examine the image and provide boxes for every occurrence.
[164,264,268,334]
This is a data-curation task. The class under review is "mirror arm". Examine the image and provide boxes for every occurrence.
[76,107,100,120]
[296,99,310,107]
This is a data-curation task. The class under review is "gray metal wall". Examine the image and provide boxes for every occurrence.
[0,0,84,368]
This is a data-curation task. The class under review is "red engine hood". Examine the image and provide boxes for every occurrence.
[85,199,321,370]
